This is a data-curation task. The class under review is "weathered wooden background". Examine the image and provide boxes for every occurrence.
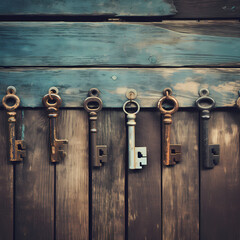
[0,0,240,240]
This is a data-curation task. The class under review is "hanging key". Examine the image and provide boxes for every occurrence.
[42,87,68,163]
[84,88,107,167]
[158,88,181,166]
[196,88,220,169]
[2,86,26,162]
[123,89,147,170]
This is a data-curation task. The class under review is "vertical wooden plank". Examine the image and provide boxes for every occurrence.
[201,111,240,240]
[15,110,54,239]
[56,110,89,239]
[162,111,199,240]
[128,110,162,239]
[0,111,13,240]
[92,110,126,240]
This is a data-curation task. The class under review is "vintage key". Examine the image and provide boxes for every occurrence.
[123,89,147,170]
[42,87,68,163]
[196,88,220,169]
[84,88,107,167]
[2,86,26,162]
[158,88,181,166]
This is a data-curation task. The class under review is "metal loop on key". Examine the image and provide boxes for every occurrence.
[2,86,20,111]
[42,92,62,109]
[196,88,215,111]
[123,100,140,116]
[158,88,179,115]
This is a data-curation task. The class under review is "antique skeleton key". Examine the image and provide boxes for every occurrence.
[2,86,26,162]
[123,89,147,169]
[196,88,220,169]
[42,87,68,163]
[84,88,107,167]
[158,88,181,166]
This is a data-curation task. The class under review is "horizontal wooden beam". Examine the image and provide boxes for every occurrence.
[0,68,239,108]
[0,0,176,16]
[0,0,239,19]
[0,21,240,67]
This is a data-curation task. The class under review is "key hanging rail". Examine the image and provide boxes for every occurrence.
[196,88,220,169]
[2,86,26,162]
[123,89,147,170]
[84,88,107,167]
[42,87,68,163]
[157,88,181,166]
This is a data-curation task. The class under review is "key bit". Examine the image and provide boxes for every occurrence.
[15,140,26,161]
[42,87,68,163]
[97,145,108,164]
[135,147,147,169]
[2,86,26,162]
[170,144,181,164]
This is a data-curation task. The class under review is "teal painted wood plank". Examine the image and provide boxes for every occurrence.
[0,21,240,67]
[0,68,239,108]
[0,0,176,16]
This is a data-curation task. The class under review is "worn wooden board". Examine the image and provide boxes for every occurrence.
[0,68,240,108]
[162,111,199,240]
[15,110,54,239]
[128,110,161,239]
[0,111,13,240]
[201,111,240,240]
[173,0,240,19]
[0,0,176,16]
[56,110,89,239]
[92,110,125,240]
[0,21,240,67]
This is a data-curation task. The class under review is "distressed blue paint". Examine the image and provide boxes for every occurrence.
[0,0,176,16]
[0,22,239,67]
[0,68,239,108]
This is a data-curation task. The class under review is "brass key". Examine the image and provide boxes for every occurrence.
[84,88,107,167]
[42,87,68,163]
[2,86,26,162]
[158,88,181,166]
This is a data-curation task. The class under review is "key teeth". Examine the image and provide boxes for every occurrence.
[132,147,147,170]
[208,144,220,168]
[169,144,181,165]
[97,145,108,165]
[15,140,26,161]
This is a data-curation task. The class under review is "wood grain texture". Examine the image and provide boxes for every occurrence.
[162,112,199,240]
[0,110,13,240]
[0,21,240,67]
[92,110,125,240]
[173,0,240,19]
[128,110,161,239]
[201,111,240,240]
[56,110,89,240]
[15,110,54,240]
[0,68,240,108]
[0,0,176,16]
